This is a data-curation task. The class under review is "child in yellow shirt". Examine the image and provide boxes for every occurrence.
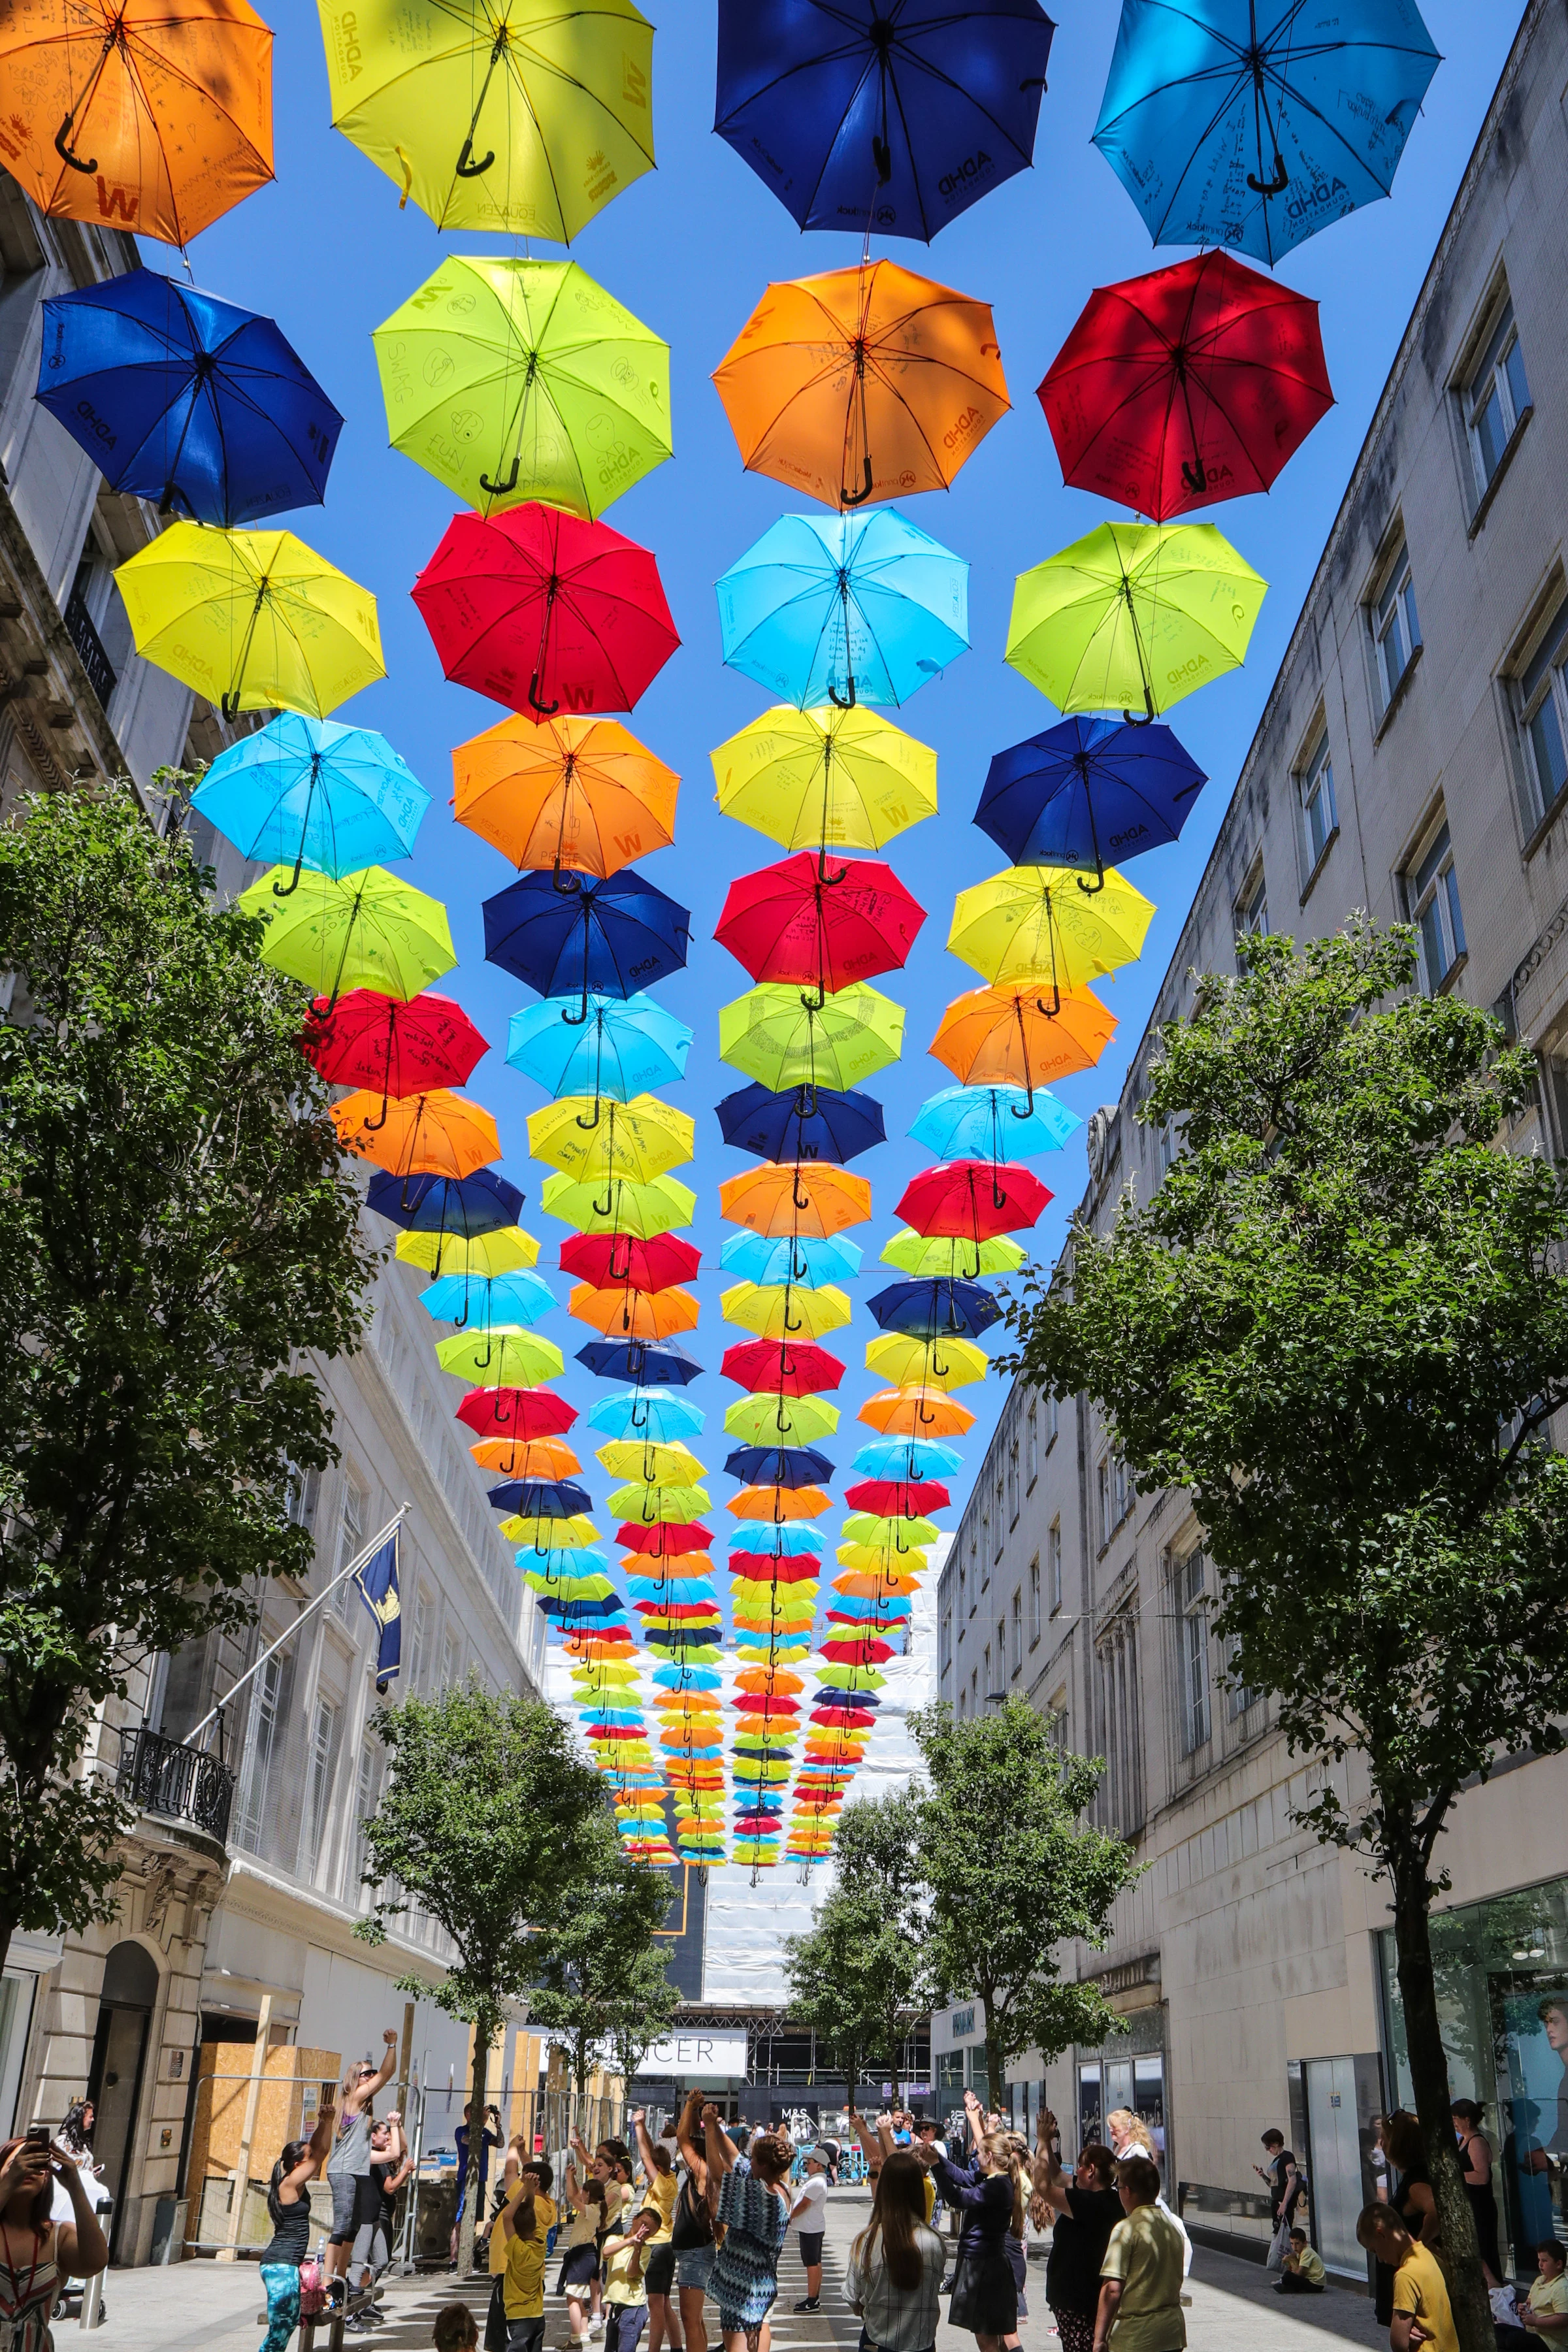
[490,2163,558,2352]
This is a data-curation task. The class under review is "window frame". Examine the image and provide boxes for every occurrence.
[1049,1519,1064,1616]
[1368,537,1422,717]
[1296,725,1339,885]
[1511,594,1568,840]
[1026,1402,1039,1487]
[1403,816,1467,995]
[1175,1549,1211,1756]
[1461,292,1531,508]
[1028,1556,1041,1647]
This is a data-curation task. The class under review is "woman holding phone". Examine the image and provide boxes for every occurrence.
[0,2128,109,2352]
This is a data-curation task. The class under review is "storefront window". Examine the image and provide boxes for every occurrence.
[1075,2020,1167,2164]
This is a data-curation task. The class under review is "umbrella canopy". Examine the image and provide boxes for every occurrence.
[719,1162,872,1241]
[473,1435,580,1479]
[332,1088,500,1180]
[319,0,654,240]
[713,0,1055,239]
[722,1339,846,1397]
[413,503,679,717]
[597,1439,706,1488]
[727,1441,834,1489]
[1039,249,1333,521]
[507,992,691,1103]
[456,712,678,877]
[725,1393,839,1446]
[418,1268,557,1330]
[843,1478,951,1516]
[721,1282,852,1342]
[851,1434,962,1480]
[711,702,937,855]
[976,713,1206,883]
[867,1277,1002,1340]
[879,1228,1024,1278]
[608,1480,711,1526]
[37,269,338,527]
[398,1223,538,1277]
[717,508,968,710]
[374,257,668,519]
[561,1231,700,1289]
[530,1094,693,1184]
[436,1328,564,1386]
[491,1477,593,1517]
[1006,521,1266,721]
[619,1526,715,1560]
[569,1283,699,1341]
[369,1168,524,1238]
[240,866,455,1002]
[909,1083,1080,1161]
[484,867,689,1013]
[729,1486,831,1523]
[539,1171,694,1238]
[949,864,1155,995]
[717,1081,885,1168]
[713,259,1009,510]
[715,852,926,1000]
[457,1385,578,1439]
[931,982,1117,1102]
[578,1337,702,1385]
[721,1232,863,1289]
[305,988,487,1098]
[730,1523,825,1561]
[864,1332,988,1392]
[587,1388,704,1443]
[195,713,428,891]
[720,981,905,1093]
[118,523,384,720]
[896,1158,1051,1239]
[1093,0,1439,267]
[0,0,272,244]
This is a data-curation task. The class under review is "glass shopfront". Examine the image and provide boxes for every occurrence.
[1075,2009,1168,2165]
[1380,1871,1568,2276]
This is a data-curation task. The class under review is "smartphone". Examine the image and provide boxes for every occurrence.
[24,2124,50,2151]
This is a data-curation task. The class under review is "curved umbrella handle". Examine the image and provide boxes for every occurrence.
[1122,685,1157,729]
[576,1094,603,1132]
[791,1166,812,1215]
[609,1235,630,1284]
[798,980,828,1015]
[783,1296,804,1335]
[272,842,308,900]
[630,1392,649,1432]
[54,115,97,175]
[551,860,583,897]
[841,456,874,509]
[1076,860,1107,898]
[1247,154,1290,197]
[593,1179,615,1220]
[827,674,858,710]
[528,670,561,718]
[476,1337,493,1373]
[480,455,521,497]
[455,132,495,178]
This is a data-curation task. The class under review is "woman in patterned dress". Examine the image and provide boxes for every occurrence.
[0,2132,108,2352]
[700,2107,794,2352]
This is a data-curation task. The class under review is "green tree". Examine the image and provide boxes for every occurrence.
[783,1886,891,2112]
[910,1698,1138,2112]
[356,1687,611,2273]
[0,783,374,1976]
[806,1791,931,2103]
[1007,923,1568,2352]
[527,1818,678,2110]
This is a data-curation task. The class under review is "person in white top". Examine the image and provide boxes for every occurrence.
[787,2149,831,2313]
[1104,2113,1190,2279]
[846,2151,947,2352]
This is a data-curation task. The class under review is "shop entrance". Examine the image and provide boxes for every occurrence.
[88,1940,159,2261]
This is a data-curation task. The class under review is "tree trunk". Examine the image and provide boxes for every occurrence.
[1388,1833,1492,2352]
[844,2057,857,2115]
[983,2015,1005,2117]
[457,2012,493,2281]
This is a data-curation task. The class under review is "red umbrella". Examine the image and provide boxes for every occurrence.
[617,1524,715,1557]
[819,1637,896,1664]
[715,852,926,1006]
[728,1555,820,1584]
[896,1159,1051,1241]
[560,1232,702,1288]
[1038,249,1333,523]
[412,502,680,717]
[457,1386,578,1440]
[722,1339,846,1396]
[843,1478,952,1516]
[302,988,489,1108]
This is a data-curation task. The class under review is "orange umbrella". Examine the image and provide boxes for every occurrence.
[569,1282,700,1340]
[331,1088,499,1180]
[833,1568,924,1598]
[470,1436,581,1480]
[0,0,273,246]
[453,712,678,878]
[858,1388,977,1438]
[719,1161,872,1241]
[728,1486,832,1522]
[713,259,1010,511]
[621,1553,715,1580]
[736,1666,805,1695]
[932,982,1117,1103]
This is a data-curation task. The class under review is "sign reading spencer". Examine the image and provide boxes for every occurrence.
[642,2031,750,2076]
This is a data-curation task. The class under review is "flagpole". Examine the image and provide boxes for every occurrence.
[188,1503,411,1753]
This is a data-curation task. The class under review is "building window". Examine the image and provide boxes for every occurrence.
[1047,1690,1069,1756]
[351,1744,378,1906]
[1463,297,1530,501]
[1028,1556,1041,1645]
[299,1694,338,1874]
[286,1463,320,1533]
[408,1586,430,1691]
[1298,730,1337,872]
[1515,598,1568,832]
[440,1629,460,1691]
[940,1610,953,1680]
[1371,540,1422,713]
[1047,1392,1060,1446]
[1405,821,1465,994]
[234,1654,282,1855]
[1011,1591,1023,1676]
[336,1475,367,1619]
[981,1647,991,1701]
[958,1555,968,1618]
[1049,1519,1064,1614]
[1007,1440,1020,1527]
[994,1472,1004,1558]
[1098,1449,1131,1546]
[1026,1402,1039,1486]
[1225,1634,1260,1722]
[1235,860,1268,945]
[1177,1551,1211,1755]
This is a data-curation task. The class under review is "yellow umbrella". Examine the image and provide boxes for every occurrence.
[711,704,936,854]
[397,1225,540,1276]
[500,1512,600,1547]
[948,865,1154,994]
[539,1171,695,1237]
[529,1094,693,1183]
[596,1440,707,1488]
[721,1282,852,1341]
[116,523,383,719]
[837,1543,932,1577]
[864,1333,990,1391]
[434,1328,564,1385]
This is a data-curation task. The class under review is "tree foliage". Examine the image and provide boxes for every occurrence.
[0,783,375,1973]
[784,1791,932,2107]
[527,1816,678,2094]
[1005,923,1568,2352]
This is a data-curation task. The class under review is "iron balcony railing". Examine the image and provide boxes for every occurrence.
[117,1725,235,1844]
[64,585,118,709]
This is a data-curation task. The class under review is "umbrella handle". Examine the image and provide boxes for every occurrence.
[272,843,308,900]
[54,114,97,176]
[840,456,874,510]
[630,1394,649,1431]
[528,671,561,718]
[1076,861,1107,897]
[872,133,892,186]
[1247,155,1290,197]
[827,675,857,710]
[480,456,521,497]
[593,1179,614,1219]
[791,1166,811,1213]
[455,131,495,178]
[576,1097,602,1132]
[362,1085,392,1134]
[798,981,828,1015]
[1122,687,1156,729]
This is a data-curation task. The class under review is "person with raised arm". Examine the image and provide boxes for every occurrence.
[249,2088,335,2351]
[930,2089,1021,2352]
[327,2028,399,2297]
[671,2093,715,2352]
[702,2104,793,2352]
[630,2108,683,2352]
[1032,2108,1121,2352]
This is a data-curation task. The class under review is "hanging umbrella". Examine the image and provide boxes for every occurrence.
[436,1328,565,1385]
[930,983,1117,1105]
[726,1444,834,1490]
[719,981,905,1094]
[1039,249,1333,521]
[487,1477,594,1519]
[896,1158,1051,1239]
[619,1524,714,1559]
[397,1223,538,1279]
[306,990,487,1105]
[730,1523,825,1561]
[539,1171,695,1238]
[117,524,384,721]
[717,508,968,710]
[456,711,678,877]
[909,1083,1080,1160]
[529,1094,693,1183]
[238,866,454,1004]
[729,1486,832,1522]
[0,0,272,244]
[867,1277,1002,1340]
[712,703,937,854]
[578,1337,702,1386]
[721,1230,863,1289]
[474,1435,581,1480]
[561,1232,699,1290]
[851,1434,962,1480]
[725,1392,839,1446]
[484,866,689,1015]
[843,1477,951,1516]
[715,852,926,1002]
[717,1081,885,1168]
[1093,0,1439,267]
[607,1480,711,1525]
[587,1388,704,1443]
[417,1268,557,1330]
[975,715,1206,883]
[500,1509,599,1548]
[713,0,1055,238]
[597,1439,707,1488]
[319,0,654,240]
[569,1284,699,1341]
[37,269,338,527]
[374,257,668,518]
[721,1282,852,1342]
[879,1229,1024,1282]
[722,1339,846,1397]
[507,992,691,1104]
[713,260,1009,510]
[864,1333,988,1392]
[719,1162,872,1241]
[369,1168,523,1239]
[949,863,1154,997]
[332,1088,500,1180]
[457,1386,578,1439]
[412,503,679,717]
[1005,521,1266,721]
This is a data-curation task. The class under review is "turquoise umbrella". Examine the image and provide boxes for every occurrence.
[587,1388,706,1445]
[719,1230,864,1288]
[910,1083,1081,1160]
[506,990,692,1102]
[416,1269,558,1331]
[191,711,429,894]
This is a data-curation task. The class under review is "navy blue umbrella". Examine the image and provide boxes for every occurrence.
[486,1478,594,1518]
[725,1444,836,1488]
[715,0,1056,241]
[577,1339,704,1386]
[975,715,1207,887]
[867,1276,1002,1339]
[37,268,342,528]
[717,1081,886,1165]
[366,1169,524,1238]
[483,868,690,1021]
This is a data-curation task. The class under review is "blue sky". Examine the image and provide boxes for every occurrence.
[164,0,1528,1624]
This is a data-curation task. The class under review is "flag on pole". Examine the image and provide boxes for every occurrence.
[356,1527,402,1693]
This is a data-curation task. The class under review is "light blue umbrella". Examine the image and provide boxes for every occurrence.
[416,1268,558,1331]
[587,1388,706,1444]
[651,1662,723,1690]
[910,1083,1081,1161]
[720,1230,864,1288]
[191,711,428,894]
[506,991,692,1102]
[852,1435,964,1482]
[730,1524,826,1559]
[715,508,969,710]
[518,1544,611,1575]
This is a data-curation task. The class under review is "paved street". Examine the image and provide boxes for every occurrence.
[78,2187,1390,2352]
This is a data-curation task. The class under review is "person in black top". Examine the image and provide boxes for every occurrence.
[1031,2116,1122,2352]
[258,2092,336,2352]
[1377,2113,1435,2327]
[1254,2131,1301,2235]
[1451,2101,1502,2285]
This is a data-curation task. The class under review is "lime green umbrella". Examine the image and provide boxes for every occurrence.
[318,0,655,241]
[373,258,670,519]
[841,1512,940,1550]
[1006,521,1266,720]
[540,1171,696,1237]
[881,1229,1025,1279]
[238,865,455,1001]
[725,1393,840,1446]
[434,1328,565,1385]
[606,1481,712,1524]
[719,982,905,1093]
